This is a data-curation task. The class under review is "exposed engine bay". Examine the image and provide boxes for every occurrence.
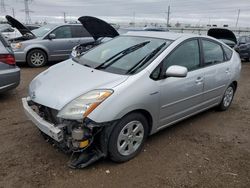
[28,100,116,168]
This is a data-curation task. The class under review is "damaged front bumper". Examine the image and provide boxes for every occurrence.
[22,98,63,142]
[22,97,118,168]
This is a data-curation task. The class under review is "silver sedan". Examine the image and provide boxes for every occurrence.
[22,31,241,168]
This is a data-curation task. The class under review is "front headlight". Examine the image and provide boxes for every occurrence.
[11,42,22,49]
[57,90,113,120]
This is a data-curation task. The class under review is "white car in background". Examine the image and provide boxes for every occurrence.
[0,24,21,39]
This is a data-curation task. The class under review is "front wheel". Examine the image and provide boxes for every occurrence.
[27,49,47,67]
[108,113,148,162]
[218,84,235,111]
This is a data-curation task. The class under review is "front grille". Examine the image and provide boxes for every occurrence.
[29,101,60,124]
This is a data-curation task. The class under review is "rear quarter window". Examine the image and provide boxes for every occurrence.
[202,39,224,65]
[222,45,233,60]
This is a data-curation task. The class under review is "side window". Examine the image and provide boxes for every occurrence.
[53,26,72,39]
[162,39,200,72]
[222,45,233,61]
[202,40,224,65]
[239,36,246,44]
[71,25,91,38]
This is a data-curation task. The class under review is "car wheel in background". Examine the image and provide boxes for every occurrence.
[27,49,47,67]
[108,113,148,162]
[218,84,235,111]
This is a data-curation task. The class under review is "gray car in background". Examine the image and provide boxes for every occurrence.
[6,15,94,67]
[0,33,20,93]
[22,31,241,168]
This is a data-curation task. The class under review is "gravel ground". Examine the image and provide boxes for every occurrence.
[0,63,250,188]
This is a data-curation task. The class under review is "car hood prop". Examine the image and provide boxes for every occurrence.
[5,15,36,39]
[207,28,237,44]
[78,16,119,41]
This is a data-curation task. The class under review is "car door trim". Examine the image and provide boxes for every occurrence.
[161,92,203,109]
[158,97,220,130]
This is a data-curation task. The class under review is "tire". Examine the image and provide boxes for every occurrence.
[108,113,149,162]
[218,84,235,111]
[27,49,47,67]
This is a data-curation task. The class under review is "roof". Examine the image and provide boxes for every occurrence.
[124,31,199,41]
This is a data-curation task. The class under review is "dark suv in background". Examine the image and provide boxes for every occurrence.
[234,35,250,61]
[0,33,20,93]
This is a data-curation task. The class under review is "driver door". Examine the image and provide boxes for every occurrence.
[156,39,204,129]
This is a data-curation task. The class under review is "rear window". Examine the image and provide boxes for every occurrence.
[71,25,91,38]
[222,45,233,60]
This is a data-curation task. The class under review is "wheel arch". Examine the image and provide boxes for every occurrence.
[121,109,153,135]
[26,48,48,63]
[231,81,238,91]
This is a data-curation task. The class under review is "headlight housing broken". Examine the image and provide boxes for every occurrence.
[57,89,113,120]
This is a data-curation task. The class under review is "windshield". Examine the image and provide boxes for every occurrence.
[75,36,172,75]
[32,24,57,37]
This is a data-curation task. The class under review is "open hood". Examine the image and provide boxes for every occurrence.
[207,28,237,44]
[5,15,36,39]
[78,16,119,41]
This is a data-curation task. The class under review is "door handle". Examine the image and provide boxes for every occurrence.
[225,68,230,74]
[195,77,203,84]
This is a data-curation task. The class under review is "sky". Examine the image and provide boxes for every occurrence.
[0,0,250,27]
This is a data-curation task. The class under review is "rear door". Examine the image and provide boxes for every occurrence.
[200,38,231,106]
[70,25,94,46]
[156,39,204,128]
[44,25,94,61]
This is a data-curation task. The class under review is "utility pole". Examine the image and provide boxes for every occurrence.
[0,0,6,13]
[12,8,15,18]
[133,11,135,27]
[236,9,240,27]
[63,12,67,23]
[166,5,171,27]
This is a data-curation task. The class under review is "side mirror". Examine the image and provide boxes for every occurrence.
[165,65,188,78]
[48,33,56,40]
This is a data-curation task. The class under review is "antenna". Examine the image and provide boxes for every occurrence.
[0,0,6,12]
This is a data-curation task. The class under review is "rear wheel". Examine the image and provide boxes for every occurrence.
[218,84,235,111]
[108,113,148,162]
[27,49,47,67]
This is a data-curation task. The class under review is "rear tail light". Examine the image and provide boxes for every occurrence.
[0,54,16,65]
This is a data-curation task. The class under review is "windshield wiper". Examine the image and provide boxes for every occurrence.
[95,41,150,70]
[126,42,166,74]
